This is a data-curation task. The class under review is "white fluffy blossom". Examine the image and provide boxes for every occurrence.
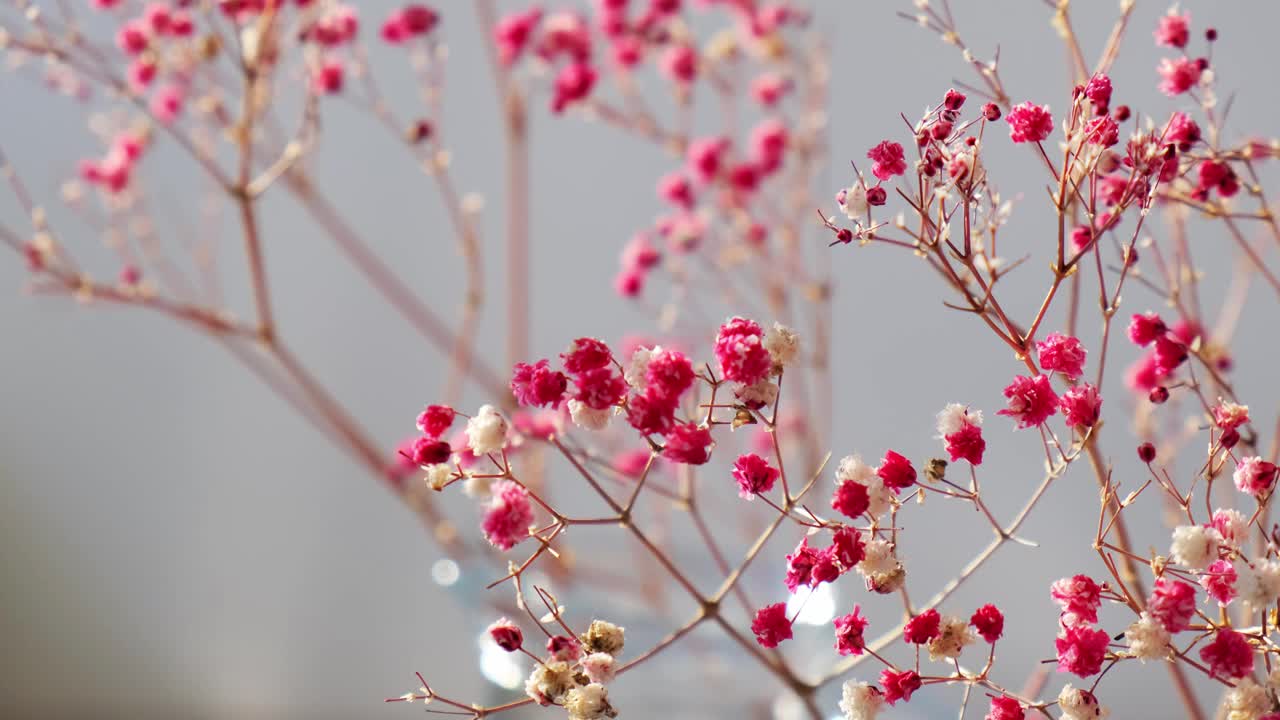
[1223,677,1270,720]
[764,323,800,367]
[936,403,982,436]
[836,454,877,483]
[563,683,614,720]
[423,463,451,492]
[1237,559,1280,609]
[462,474,492,498]
[927,615,975,661]
[581,620,625,656]
[1169,524,1221,570]
[525,660,577,706]
[1123,612,1170,661]
[465,404,508,455]
[569,400,612,431]
[1058,684,1110,720]
[839,681,885,720]
[857,537,896,576]
[840,182,869,219]
[624,346,657,389]
[735,379,779,407]
[581,652,617,685]
[864,475,895,518]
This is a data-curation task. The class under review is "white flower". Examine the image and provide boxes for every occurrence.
[1058,684,1110,720]
[462,474,492,498]
[624,346,657,389]
[569,399,612,431]
[927,615,974,661]
[581,620,625,656]
[838,681,884,720]
[1212,508,1249,548]
[1224,677,1270,720]
[524,660,577,706]
[581,652,616,685]
[736,379,779,408]
[423,463,451,492]
[763,323,800,367]
[936,403,982,437]
[864,475,895,518]
[840,182,869,219]
[465,405,508,455]
[1169,524,1221,570]
[857,537,896,576]
[1123,613,1170,661]
[836,454,877,483]
[563,683,613,720]
[1237,559,1280,608]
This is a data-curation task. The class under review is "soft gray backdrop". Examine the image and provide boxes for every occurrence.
[3,1,1278,718]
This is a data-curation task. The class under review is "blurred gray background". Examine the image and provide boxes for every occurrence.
[3,1,1279,718]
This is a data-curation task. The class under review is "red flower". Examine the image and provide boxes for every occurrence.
[1200,559,1237,606]
[661,422,714,465]
[751,603,793,648]
[831,479,870,519]
[416,404,456,438]
[970,604,1005,643]
[1055,623,1109,677]
[1060,384,1102,428]
[573,367,627,410]
[903,608,941,644]
[829,527,865,568]
[1036,333,1087,380]
[1006,102,1053,143]
[876,450,917,493]
[867,140,907,181]
[714,317,772,385]
[511,360,569,408]
[784,538,820,593]
[561,337,613,373]
[1157,56,1201,97]
[879,669,921,705]
[410,437,451,466]
[732,453,779,499]
[834,606,869,656]
[945,424,986,466]
[1154,10,1190,49]
[1051,574,1102,625]
[1199,628,1254,679]
[998,374,1060,429]
[488,618,524,652]
[986,696,1025,720]
[482,480,535,551]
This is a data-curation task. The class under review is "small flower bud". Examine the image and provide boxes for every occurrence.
[1221,428,1241,449]
[1149,386,1169,404]
[1138,442,1157,463]
[488,618,524,652]
[981,102,1001,121]
[866,186,887,206]
[1114,105,1131,122]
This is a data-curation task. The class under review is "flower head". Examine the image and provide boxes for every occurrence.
[751,603,792,648]
[1006,102,1053,143]
[997,375,1059,429]
[714,317,772,385]
[732,453,779,499]
[1060,384,1102,428]
[970,604,1005,643]
[1199,628,1254,680]
[1036,333,1087,380]
[878,669,921,706]
[482,480,534,551]
[1055,623,1110,677]
[834,606,869,656]
[1234,456,1279,498]
[661,422,713,465]
[867,140,907,181]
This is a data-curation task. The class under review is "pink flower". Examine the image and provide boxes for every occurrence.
[645,348,696,402]
[659,44,698,86]
[1005,102,1053,143]
[867,140,907,181]
[831,479,870,519]
[876,450,916,493]
[1164,112,1202,149]
[1084,116,1119,147]
[687,136,729,184]
[511,360,568,408]
[1128,312,1167,346]
[116,20,150,55]
[784,537,820,592]
[494,7,541,65]
[573,367,627,410]
[1055,623,1109,677]
[1148,578,1196,633]
[945,424,986,466]
[1036,333,1087,380]
[714,317,772,385]
[879,669,921,705]
[481,480,535,551]
[834,606,869,656]
[551,62,597,113]
[998,375,1059,429]
[830,527,865,568]
[1213,401,1250,430]
[625,390,677,436]
[1084,73,1113,108]
[751,72,791,107]
[1060,383,1102,428]
[657,171,694,209]
[903,608,941,644]
[986,696,1025,720]
[751,603,792,648]
[751,118,789,175]
[1198,159,1240,198]
[1153,334,1188,374]
[546,634,581,662]
[488,618,524,652]
[1051,574,1102,625]
[561,337,613,373]
[150,84,184,125]
[662,422,713,465]
[1154,9,1191,49]
[1157,56,1201,96]
[409,436,451,465]
[1201,559,1237,606]
[970,604,1004,643]
[732,453,779,499]
[311,57,345,95]
[1199,628,1254,679]
[1234,456,1279,498]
